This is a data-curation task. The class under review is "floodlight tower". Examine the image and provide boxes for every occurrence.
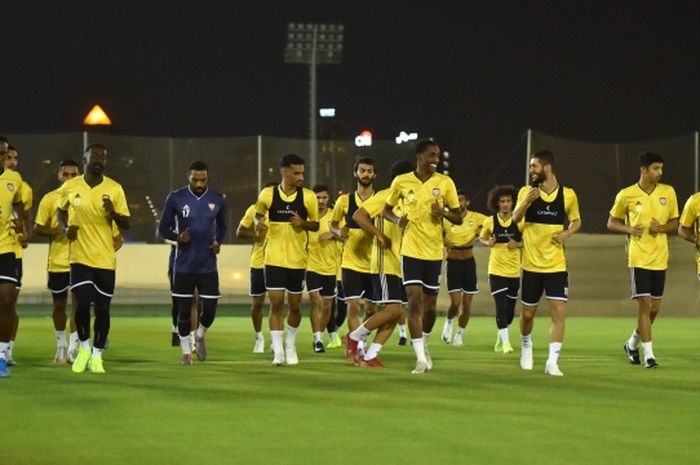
[284,22,344,186]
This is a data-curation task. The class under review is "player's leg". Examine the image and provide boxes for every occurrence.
[441,259,461,343]
[171,271,196,365]
[282,268,305,365]
[542,271,567,376]
[250,267,266,352]
[342,268,364,332]
[69,264,97,373]
[48,272,70,363]
[0,278,16,377]
[519,270,543,371]
[454,257,477,346]
[87,268,116,374]
[193,272,221,362]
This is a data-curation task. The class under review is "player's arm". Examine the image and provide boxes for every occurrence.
[678,223,698,245]
[435,205,463,225]
[212,198,227,254]
[512,187,540,224]
[555,217,581,243]
[554,190,582,243]
[329,198,348,239]
[650,217,678,235]
[352,207,391,249]
[34,221,60,236]
[56,207,79,241]
[104,201,130,230]
[478,220,496,247]
[158,194,179,242]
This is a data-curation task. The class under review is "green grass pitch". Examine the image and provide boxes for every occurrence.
[3,306,700,465]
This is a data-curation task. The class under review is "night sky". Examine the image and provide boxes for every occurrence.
[2,0,700,195]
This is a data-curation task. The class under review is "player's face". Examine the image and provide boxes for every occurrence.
[315,191,329,210]
[354,163,376,187]
[458,195,469,212]
[642,162,663,184]
[188,170,209,195]
[58,165,79,184]
[529,158,547,185]
[417,144,440,174]
[498,195,513,214]
[283,163,305,187]
[84,147,107,176]
[4,150,18,170]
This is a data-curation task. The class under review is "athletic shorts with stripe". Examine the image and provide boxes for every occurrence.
[446,257,478,294]
[630,268,665,299]
[521,270,568,305]
[488,275,519,298]
[249,267,265,297]
[341,268,374,301]
[70,263,116,298]
[401,256,441,295]
[264,265,305,294]
[371,273,406,304]
[306,270,337,298]
[172,271,221,299]
[48,271,70,297]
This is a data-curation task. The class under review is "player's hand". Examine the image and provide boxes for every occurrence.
[398,214,409,229]
[102,195,115,214]
[255,218,268,238]
[178,228,191,244]
[65,225,79,241]
[210,240,220,255]
[431,200,443,218]
[10,218,23,234]
[649,218,662,235]
[377,233,392,250]
[629,223,644,237]
[486,235,497,247]
[339,225,350,241]
[525,187,540,204]
[553,229,571,244]
[289,212,304,228]
[506,238,520,249]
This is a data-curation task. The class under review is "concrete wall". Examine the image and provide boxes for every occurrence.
[19,234,700,316]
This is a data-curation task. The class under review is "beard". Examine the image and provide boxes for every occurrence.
[530,170,545,185]
[358,177,374,187]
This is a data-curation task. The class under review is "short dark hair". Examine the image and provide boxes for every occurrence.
[85,142,107,154]
[7,145,17,152]
[487,185,518,213]
[415,138,437,156]
[59,159,81,171]
[188,160,208,171]
[639,152,664,167]
[353,157,375,172]
[280,153,305,168]
[312,184,329,194]
[264,181,278,188]
[457,190,468,199]
[389,159,414,179]
[532,150,555,170]
[0,136,8,144]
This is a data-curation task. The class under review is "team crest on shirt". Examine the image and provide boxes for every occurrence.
[208,203,215,211]
[468,220,474,227]
[659,197,667,206]
[74,193,81,206]
[406,190,415,204]
[6,183,14,192]
[432,188,441,198]
[634,201,642,213]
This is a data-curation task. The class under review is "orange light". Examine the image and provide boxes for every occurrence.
[360,130,372,137]
[83,105,112,125]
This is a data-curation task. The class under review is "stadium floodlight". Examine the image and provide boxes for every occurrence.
[285,22,344,186]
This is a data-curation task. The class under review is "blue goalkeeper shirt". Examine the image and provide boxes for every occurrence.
[158,186,227,274]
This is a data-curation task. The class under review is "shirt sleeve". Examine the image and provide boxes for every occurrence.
[668,187,679,219]
[112,185,130,217]
[239,205,255,228]
[564,188,581,222]
[331,195,347,223]
[255,187,272,216]
[679,196,697,228]
[385,177,401,207]
[158,193,179,242]
[444,178,460,210]
[480,217,493,240]
[35,194,52,227]
[304,190,318,222]
[215,195,227,243]
[57,182,70,211]
[609,189,627,220]
[359,191,388,218]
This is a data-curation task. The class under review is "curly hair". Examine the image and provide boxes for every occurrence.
[486,185,518,213]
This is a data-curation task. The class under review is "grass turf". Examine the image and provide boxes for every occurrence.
[3,308,700,465]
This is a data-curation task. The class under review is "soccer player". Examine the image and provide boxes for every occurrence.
[57,143,130,374]
[607,152,678,369]
[330,158,377,353]
[512,150,581,376]
[159,161,227,366]
[4,145,32,366]
[255,154,319,366]
[347,159,414,367]
[678,191,700,281]
[305,184,341,353]
[384,139,462,374]
[236,181,276,353]
[479,185,522,354]
[0,136,27,378]
[440,191,486,346]
[34,159,81,363]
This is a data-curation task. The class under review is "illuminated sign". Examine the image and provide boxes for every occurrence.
[395,131,418,144]
[355,130,373,147]
[319,108,336,117]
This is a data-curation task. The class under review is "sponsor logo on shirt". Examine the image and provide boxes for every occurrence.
[536,204,559,217]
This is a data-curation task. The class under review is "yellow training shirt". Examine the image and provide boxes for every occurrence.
[679,192,700,274]
[518,185,581,273]
[255,185,318,269]
[307,209,339,276]
[12,181,32,259]
[609,183,678,270]
[239,204,266,269]
[360,189,403,277]
[480,215,522,278]
[0,170,23,256]
[332,191,374,273]
[58,175,130,270]
[36,188,71,272]
[386,171,459,261]
[444,210,487,247]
